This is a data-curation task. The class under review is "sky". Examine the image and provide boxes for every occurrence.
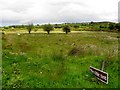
[0,0,119,26]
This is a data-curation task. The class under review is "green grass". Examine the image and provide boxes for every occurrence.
[2,31,118,88]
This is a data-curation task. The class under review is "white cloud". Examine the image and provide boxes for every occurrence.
[0,0,119,26]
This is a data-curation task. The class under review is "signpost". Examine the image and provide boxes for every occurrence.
[89,66,108,84]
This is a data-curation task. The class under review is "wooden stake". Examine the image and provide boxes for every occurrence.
[101,60,105,71]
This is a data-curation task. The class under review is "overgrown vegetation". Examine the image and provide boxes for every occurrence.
[2,31,118,88]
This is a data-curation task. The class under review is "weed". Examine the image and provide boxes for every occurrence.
[2,32,118,88]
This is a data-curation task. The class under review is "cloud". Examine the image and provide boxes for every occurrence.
[118,1,120,22]
[0,0,119,26]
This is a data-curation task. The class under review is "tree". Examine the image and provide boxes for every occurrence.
[43,24,54,34]
[27,23,33,34]
[108,23,114,30]
[115,23,120,31]
[54,24,62,28]
[90,21,94,24]
[63,25,71,34]
[74,24,79,30]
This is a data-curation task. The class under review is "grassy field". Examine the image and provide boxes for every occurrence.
[2,31,118,88]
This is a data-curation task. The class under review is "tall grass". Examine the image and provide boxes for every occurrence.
[2,32,118,88]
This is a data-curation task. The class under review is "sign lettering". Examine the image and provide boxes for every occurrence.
[90,66,108,84]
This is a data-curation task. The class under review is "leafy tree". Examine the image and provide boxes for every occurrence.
[74,24,79,29]
[43,24,54,34]
[27,23,33,34]
[90,21,95,27]
[54,24,61,28]
[115,23,120,31]
[37,24,39,26]
[63,25,71,34]
[99,25,104,28]
[108,23,114,30]
[4,26,9,29]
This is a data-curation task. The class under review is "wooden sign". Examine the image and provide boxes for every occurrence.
[90,66,108,84]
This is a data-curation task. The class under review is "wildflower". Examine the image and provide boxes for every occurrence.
[40,72,42,74]
[17,33,20,36]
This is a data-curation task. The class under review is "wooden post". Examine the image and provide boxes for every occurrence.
[101,60,105,71]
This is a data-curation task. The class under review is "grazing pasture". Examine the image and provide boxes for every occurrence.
[2,31,118,88]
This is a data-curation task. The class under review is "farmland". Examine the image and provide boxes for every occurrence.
[1,26,119,88]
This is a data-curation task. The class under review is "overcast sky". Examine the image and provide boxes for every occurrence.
[0,0,119,26]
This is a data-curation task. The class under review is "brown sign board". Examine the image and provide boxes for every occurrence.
[90,66,108,84]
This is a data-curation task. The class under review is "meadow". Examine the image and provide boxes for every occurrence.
[2,30,118,88]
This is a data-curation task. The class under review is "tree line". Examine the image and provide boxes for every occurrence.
[28,23,71,34]
[1,22,120,34]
